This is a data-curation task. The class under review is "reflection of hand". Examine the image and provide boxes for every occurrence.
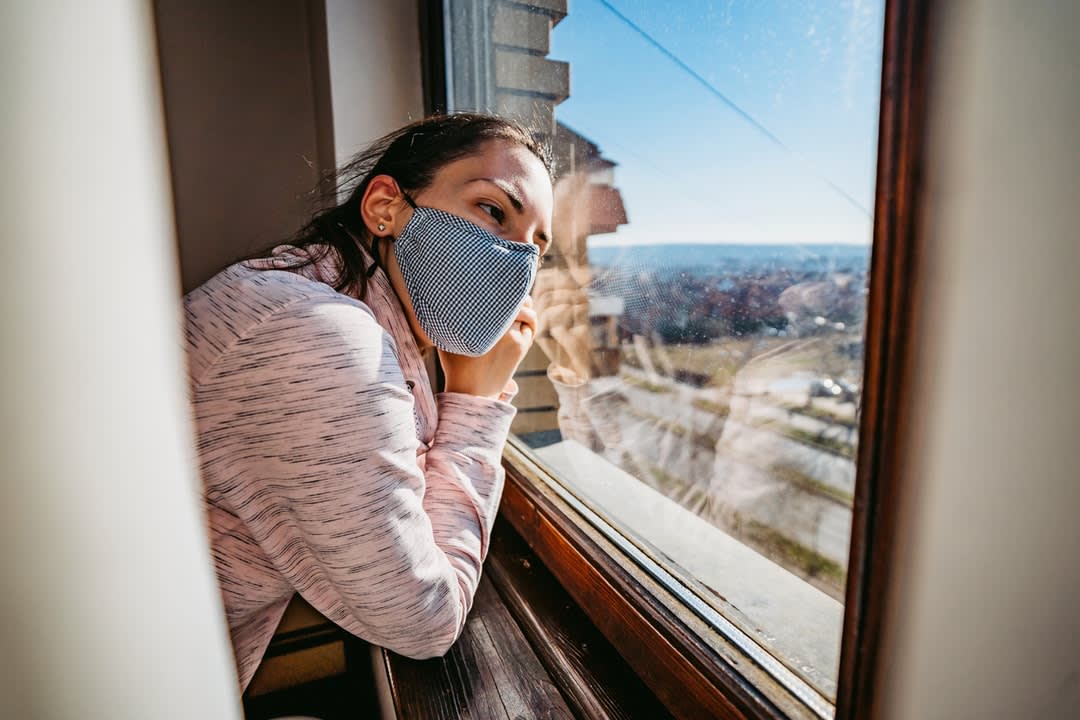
[440,297,537,399]
[532,267,592,383]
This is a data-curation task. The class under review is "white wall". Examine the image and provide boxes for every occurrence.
[325,0,426,168]
[0,2,241,717]
[881,2,1080,718]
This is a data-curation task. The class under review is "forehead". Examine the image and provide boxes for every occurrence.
[433,140,554,218]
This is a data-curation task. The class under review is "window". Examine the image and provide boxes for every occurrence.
[439,1,921,717]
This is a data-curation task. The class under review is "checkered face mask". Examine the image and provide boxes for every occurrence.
[393,195,539,356]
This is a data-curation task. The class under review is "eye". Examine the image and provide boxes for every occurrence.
[478,202,505,225]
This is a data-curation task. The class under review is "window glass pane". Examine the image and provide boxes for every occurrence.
[447,0,884,706]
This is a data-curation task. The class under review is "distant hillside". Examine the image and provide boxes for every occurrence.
[588,243,870,275]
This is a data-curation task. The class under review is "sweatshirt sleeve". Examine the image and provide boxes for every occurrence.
[193,296,515,659]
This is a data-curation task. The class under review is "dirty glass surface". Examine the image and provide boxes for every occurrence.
[447,0,885,705]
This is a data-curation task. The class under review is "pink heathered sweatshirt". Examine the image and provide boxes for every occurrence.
[183,245,516,690]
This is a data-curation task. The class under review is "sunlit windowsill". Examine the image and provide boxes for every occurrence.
[527,438,844,700]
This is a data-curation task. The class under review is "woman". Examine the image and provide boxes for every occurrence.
[184,113,554,689]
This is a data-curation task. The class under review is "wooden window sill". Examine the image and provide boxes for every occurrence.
[375,517,671,719]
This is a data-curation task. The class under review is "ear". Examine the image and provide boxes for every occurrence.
[360,174,408,238]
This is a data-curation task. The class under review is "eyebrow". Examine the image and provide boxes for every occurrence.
[469,177,551,248]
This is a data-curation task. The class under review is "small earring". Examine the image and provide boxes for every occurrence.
[377,223,386,232]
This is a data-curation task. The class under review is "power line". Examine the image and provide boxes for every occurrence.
[595,0,872,217]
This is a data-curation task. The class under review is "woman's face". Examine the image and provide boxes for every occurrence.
[374,139,555,351]
[411,139,554,255]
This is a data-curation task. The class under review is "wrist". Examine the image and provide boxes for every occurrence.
[443,382,502,400]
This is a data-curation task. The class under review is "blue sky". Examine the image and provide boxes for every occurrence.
[549,0,885,246]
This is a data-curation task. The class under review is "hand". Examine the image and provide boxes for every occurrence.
[532,267,592,383]
[439,297,538,399]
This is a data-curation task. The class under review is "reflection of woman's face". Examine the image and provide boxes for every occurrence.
[384,139,555,350]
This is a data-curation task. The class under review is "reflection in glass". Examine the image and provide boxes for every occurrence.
[449,0,885,706]
[535,241,866,602]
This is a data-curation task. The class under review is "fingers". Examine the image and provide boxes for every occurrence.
[535,288,586,311]
[550,325,592,380]
[515,303,538,336]
[499,303,537,354]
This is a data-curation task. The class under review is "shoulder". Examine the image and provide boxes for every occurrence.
[185,262,387,386]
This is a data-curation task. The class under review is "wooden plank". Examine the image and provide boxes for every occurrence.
[383,576,574,719]
[469,582,575,718]
[487,519,674,719]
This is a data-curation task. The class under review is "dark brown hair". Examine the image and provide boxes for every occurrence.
[281,113,552,299]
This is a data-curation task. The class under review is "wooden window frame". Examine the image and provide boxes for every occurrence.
[421,0,934,717]
[834,1,934,717]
